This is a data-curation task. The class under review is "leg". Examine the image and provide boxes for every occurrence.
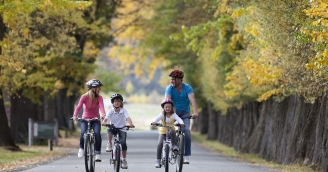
[182,117,191,156]
[157,135,165,159]
[108,133,113,143]
[119,130,127,158]
[80,121,87,149]
[177,111,191,156]
[91,121,102,154]
[169,130,177,146]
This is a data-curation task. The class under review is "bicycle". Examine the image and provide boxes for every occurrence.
[175,115,192,172]
[74,117,99,172]
[152,123,184,172]
[105,124,132,172]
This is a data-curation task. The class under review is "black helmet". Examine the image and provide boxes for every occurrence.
[111,93,123,104]
[86,79,103,89]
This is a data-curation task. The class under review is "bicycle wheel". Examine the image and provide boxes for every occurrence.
[176,133,184,172]
[89,136,95,172]
[114,144,121,172]
[164,144,170,172]
[84,135,90,172]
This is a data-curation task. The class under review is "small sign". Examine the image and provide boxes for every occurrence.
[33,122,55,138]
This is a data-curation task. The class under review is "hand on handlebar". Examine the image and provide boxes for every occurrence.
[191,113,199,119]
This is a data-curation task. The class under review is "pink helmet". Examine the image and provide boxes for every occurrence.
[161,98,174,108]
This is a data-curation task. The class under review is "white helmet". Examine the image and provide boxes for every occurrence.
[86,79,103,89]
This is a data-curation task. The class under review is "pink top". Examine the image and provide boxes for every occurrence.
[73,94,106,119]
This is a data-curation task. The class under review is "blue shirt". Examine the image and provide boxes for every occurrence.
[165,83,194,112]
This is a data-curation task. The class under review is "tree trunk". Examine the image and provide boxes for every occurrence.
[0,89,19,150]
[10,91,40,143]
[322,94,328,171]
[296,98,320,166]
[56,88,69,129]
[0,15,19,150]
[207,103,218,140]
[44,90,56,122]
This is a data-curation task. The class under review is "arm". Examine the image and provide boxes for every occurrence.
[165,85,172,99]
[173,113,185,127]
[72,95,85,120]
[126,117,135,128]
[101,118,108,126]
[151,113,163,125]
[98,96,106,119]
[188,93,199,118]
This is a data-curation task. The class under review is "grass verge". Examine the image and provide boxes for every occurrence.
[192,132,318,172]
[0,130,80,172]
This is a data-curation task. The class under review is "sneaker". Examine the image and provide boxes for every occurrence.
[77,148,83,158]
[121,159,128,169]
[95,154,102,162]
[172,145,179,152]
[154,159,161,168]
[106,143,113,152]
[183,156,190,164]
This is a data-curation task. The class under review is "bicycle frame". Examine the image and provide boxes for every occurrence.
[153,123,182,172]
[77,118,99,172]
[105,124,131,172]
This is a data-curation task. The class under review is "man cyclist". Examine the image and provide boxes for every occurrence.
[165,69,199,164]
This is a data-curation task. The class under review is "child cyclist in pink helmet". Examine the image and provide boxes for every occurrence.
[151,98,185,168]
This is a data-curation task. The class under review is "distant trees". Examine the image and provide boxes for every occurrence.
[109,0,328,113]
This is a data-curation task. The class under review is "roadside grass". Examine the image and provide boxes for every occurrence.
[0,129,80,172]
[192,132,319,172]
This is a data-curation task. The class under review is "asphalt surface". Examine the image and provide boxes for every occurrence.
[20,130,280,172]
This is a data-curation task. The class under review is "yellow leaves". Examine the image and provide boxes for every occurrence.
[242,56,281,87]
[257,89,280,102]
[245,23,259,37]
[8,61,24,72]
[214,0,232,17]
[306,49,328,70]
[232,9,245,18]
[83,41,99,60]
[54,80,65,89]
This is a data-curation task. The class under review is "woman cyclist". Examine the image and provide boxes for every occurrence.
[72,79,106,162]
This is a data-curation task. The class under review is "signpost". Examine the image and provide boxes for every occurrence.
[28,118,58,151]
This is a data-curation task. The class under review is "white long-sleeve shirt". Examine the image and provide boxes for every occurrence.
[153,112,184,124]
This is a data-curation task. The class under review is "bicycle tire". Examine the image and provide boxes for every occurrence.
[164,144,170,172]
[114,144,121,172]
[176,133,184,172]
[89,136,95,172]
[84,135,90,172]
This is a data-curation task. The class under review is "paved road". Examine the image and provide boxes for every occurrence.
[21,130,279,172]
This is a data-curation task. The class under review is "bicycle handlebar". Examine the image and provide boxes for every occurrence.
[105,124,134,130]
[181,116,193,119]
[70,117,100,122]
[151,123,183,128]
